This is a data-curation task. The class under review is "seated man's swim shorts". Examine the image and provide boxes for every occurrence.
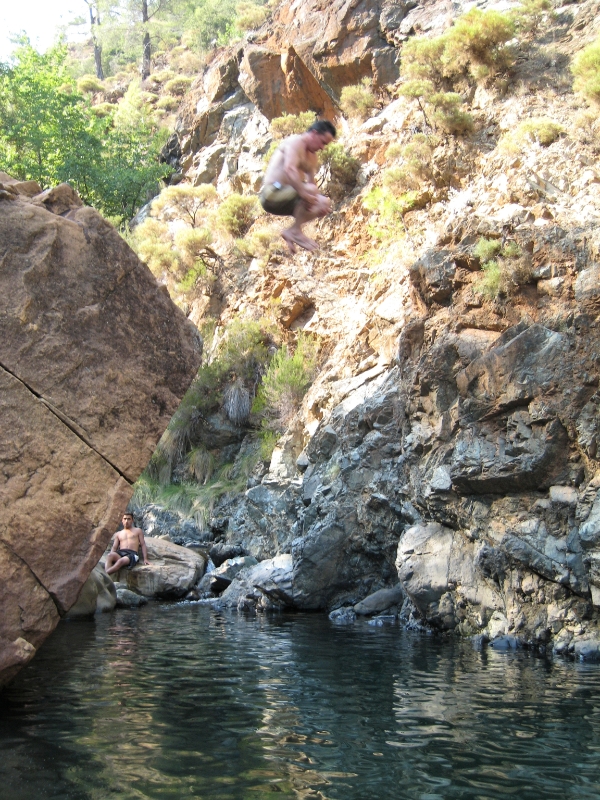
[259,183,300,216]
[117,549,140,569]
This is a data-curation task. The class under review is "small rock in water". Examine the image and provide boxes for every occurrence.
[329,607,356,624]
[116,588,148,608]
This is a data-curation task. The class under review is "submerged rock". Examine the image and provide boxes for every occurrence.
[65,567,117,618]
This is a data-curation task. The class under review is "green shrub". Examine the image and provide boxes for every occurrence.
[77,74,104,93]
[174,227,213,265]
[91,102,115,118]
[384,134,435,189]
[149,69,176,85]
[164,76,193,96]
[340,78,376,120]
[475,240,530,298]
[442,9,516,82]
[400,9,515,89]
[319,142,360,187]
[132,218,182,277]
[157,95,180,111]
[429,92,474,134]
[235,1,268,31]
[477,260,502,298]
[363,186,421,222]
[572,37,600,104]
[152,184,217,226]
[511,0,553,33]
[499,117,564,152]
[474,237,501,262]
[253,334,319,432]
[217,193,262,236]
[400,38,446,84]
[270,111,316,139]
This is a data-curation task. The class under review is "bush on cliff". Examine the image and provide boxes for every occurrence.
[340,78,377,120]
[498,117,564,153]
[571,36,600,104]
[400,9,515,89]
[270,111,317,138]
[217,193,263,237]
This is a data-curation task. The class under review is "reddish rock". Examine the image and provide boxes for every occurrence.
[0,181,202,687]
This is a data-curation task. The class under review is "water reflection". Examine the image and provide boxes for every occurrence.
[1,606,600,799]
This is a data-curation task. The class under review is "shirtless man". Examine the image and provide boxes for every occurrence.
[259,119,336,253]
[105,512,150,575]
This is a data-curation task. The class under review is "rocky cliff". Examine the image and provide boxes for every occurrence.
[0,176,202,687]
[140,0,600,656]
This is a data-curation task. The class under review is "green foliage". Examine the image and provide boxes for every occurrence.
[363,186,420,222]
[253,334,319,434]
[474,237,501,262]
[499,117,564,152]
[511,0,553,33]
[270,111,316,139]
[442,9,516,82]
[164,75,192,95]
[477,260,502,298]
[156,95,180,110]
[77,74,104,93]
[429,92,474,134]
[152,183,217,226]
[475,239,530,298]
[384,134,435,190]
[318,142,360,196]
[217,193,262,236]
[132,217,182,277]
[400,9,515,89]
[572,37,600,104]
[149,69,176,84]
[91,102,115,117]
[235,2,269,31]
[340,77,376,120]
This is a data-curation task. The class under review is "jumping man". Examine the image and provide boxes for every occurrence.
[259,119,336,253]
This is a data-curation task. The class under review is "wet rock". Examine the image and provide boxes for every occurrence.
[354,585,404,616]
[116,587,148,608]
[65,567,117,618]
[329,607,357,624]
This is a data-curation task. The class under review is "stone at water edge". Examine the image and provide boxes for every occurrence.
[120,538,207,599]
[0,179,202,688]
[65,567,117,618]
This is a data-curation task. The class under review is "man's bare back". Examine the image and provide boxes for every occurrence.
[259,120,336,253]
[105,513,149,575]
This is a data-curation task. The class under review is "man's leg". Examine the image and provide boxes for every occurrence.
[105,553,131,575]
[283,195,331,252]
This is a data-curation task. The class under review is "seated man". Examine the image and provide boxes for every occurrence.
[105,512,150,575]
[259,119,336,253]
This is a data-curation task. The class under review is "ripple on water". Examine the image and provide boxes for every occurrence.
[1,605,600,800]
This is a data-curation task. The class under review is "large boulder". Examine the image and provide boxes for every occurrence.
[122,538,207,598]
[0,180,202,687]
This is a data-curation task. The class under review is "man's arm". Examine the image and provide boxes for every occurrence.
[282,137,317,203]
[111,533,120,552]
[138,530,150,565]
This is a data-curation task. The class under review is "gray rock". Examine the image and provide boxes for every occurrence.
[116,588,148,608]
[354,585,404,616]
[65,567,117,617]
[329,607,357,624]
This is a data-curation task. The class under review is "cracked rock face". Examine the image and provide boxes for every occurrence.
[0,178,202,687]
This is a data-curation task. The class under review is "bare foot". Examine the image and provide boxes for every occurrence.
[281,230,297,254]
[296,233,319,252]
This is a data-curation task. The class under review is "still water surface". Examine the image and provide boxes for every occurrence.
[1,605,600,799]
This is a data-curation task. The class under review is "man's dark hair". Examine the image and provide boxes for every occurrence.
[308,120,337,138]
